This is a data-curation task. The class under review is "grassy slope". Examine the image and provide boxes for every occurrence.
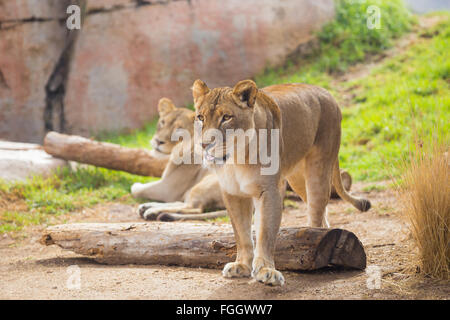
[255,2,448,181]
[1,1,448,234]
[339,19,449,181]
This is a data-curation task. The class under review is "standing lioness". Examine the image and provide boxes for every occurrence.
[193,79,371,286]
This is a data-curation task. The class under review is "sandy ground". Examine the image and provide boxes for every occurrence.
[0,182,448,300]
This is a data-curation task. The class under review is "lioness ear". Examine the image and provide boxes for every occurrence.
[232,80,258,108]
[192,79,210,105]
[158,98,176,116]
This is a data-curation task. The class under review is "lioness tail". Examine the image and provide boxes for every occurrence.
[332,160,371,212]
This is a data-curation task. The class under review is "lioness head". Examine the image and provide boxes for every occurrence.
[192,79,259,166]
[150,98,195,155]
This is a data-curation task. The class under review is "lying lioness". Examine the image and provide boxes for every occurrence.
[131,98,353,221]
[192,79,371,286]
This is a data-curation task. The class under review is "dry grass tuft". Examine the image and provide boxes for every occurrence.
[397,140,449,280]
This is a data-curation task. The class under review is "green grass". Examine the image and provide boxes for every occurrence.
[315,0,415,73]
[0,116,159,234]
[256,0,415,87]
[1,1,448,234]
[338,16,449,180]
[0,167,155,233]
[98,121,158,148]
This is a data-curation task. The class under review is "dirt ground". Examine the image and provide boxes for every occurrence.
[0,181,448,300]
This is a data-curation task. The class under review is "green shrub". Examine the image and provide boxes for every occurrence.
[256,0,415,87]
[317,0,414,73]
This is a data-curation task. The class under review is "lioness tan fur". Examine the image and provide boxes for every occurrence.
[192,79,371,286]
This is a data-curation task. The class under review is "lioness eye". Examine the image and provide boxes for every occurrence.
[197,115,204,121]
[222,114,232,121]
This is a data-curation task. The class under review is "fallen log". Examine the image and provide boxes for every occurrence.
[41,222,366,271]
[43,131,167,177]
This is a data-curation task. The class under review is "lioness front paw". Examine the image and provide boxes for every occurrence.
[222,262,252,278]
[138,203,163,219]
[253,267,285,286]
[138,203,155,218]
[141,207,163,220]
[252,258,285,286]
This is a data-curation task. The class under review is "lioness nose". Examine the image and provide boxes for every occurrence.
[201,143,209,150]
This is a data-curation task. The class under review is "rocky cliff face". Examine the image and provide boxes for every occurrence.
[0,0,334,142]
[0,0,73,143]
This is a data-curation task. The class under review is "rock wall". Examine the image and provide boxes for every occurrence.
[0,0,72,143]
[0,0,335,142]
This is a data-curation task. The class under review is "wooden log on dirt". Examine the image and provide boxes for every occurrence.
[43,131,167,177]
[41,222,366,271]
